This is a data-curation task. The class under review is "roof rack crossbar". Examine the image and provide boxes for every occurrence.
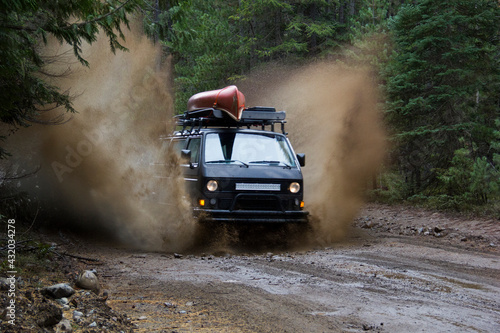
[175,107,288,135]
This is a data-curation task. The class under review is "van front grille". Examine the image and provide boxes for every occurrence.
[234,195,281,211]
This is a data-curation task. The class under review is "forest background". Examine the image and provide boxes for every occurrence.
[1,0,499,217]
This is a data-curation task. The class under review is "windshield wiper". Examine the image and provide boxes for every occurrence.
[206,160,249,167]
[249,160,292,168]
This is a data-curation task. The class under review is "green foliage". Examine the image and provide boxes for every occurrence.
[164,0,399,113]
[384,0,500,199]
[141,0,181,42]
[344,0,397,71]
[350,0,389,38]
[368,171,408,203]
[0,239,55,275]
[0,184,32,220]
[150,0,242,112]
[235,0,345,62]
[429,143,500,210]
[0,0,142,158]
[35,241,55,259]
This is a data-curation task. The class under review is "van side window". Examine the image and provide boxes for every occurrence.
[187,138,201,163]
[171,138,187,155]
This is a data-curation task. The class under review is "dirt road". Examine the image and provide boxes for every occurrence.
[77,204,500,333]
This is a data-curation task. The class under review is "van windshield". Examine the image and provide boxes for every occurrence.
[204,132,296,167]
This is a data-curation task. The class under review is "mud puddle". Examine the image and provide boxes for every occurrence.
[71,204,500,332]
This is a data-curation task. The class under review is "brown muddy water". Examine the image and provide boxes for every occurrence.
[6,26,386,253]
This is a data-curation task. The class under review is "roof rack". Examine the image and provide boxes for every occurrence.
[175,106,288,135]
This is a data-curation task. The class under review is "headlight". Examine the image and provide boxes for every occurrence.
[289,182,300,193]
[206,180,218,192]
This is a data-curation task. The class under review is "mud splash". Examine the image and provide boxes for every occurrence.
[239,62,386,245]
[12,26,384,251]
[38,28,195,251]
[38,56,385,251]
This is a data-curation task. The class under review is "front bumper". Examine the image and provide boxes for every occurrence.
[194,208,309,224]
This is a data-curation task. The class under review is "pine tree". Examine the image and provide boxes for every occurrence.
[385,0,500,198]
[155,0,242,112]
[346,0,396,69]
[0,0,141,158]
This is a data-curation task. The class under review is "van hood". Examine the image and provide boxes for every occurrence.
[202,164,303,180]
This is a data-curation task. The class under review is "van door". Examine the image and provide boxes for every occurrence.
[183,137,202,197]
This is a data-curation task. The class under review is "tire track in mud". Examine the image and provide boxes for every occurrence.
[91,233,500,333]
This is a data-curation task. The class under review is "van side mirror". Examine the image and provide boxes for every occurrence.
[297,153,306,167]
[181,149,197,169]
[181,149,191,163]
[181,149,191,161]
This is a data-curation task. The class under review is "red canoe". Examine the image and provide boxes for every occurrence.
[187,85,246,121]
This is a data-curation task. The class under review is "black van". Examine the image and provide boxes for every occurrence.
[167,106,309,224]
